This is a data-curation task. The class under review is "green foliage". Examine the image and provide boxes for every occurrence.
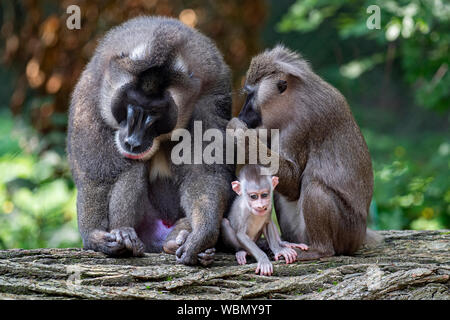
[0,110,80,249]
[279,0,450,111]
[366,129,449,230]
[274,0,450,230]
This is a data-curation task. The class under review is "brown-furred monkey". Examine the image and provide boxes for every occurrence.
[221,165,308,276]
[228,45,380,261]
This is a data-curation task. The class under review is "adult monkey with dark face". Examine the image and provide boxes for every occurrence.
[67,17,234,265]
[228,45,380,260]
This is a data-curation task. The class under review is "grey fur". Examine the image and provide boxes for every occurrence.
[67,16,234,265]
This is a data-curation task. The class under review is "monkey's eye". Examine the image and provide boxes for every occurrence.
[261,193,269,199]
[277,80,287,94]
[249,194,258,200]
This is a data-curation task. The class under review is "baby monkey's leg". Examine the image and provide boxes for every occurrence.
[221,218,251,265]
[220,218,242,251]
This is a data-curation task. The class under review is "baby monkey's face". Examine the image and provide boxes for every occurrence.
[231,174,279,217]
[246,189,271,216]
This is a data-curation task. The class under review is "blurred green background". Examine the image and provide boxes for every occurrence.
[0,0,448,250]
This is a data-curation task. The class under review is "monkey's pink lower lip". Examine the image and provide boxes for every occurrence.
[122,147,152,160]
[253,209,268,216]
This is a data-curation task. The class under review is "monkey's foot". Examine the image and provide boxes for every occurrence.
[163,230,190,254]
[235,250,247,265]
[280,241,309,251]
[175,233,216,266]
[274,247,297,264]
[176,245,216,266]
[108,227,145,257]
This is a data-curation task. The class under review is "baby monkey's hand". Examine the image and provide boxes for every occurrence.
[280,241,309,251]
[274,247,298,264]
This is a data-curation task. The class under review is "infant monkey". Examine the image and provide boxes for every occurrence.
[221,165,308,276]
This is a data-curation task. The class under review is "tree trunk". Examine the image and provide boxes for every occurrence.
[0,230,448,300]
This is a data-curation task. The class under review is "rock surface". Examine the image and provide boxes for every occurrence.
[0,230,448,300]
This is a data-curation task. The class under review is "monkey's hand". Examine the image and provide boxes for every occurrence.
[235,250,248,265]
[227,117,248,131]
[280,241,309,251]
[255,256,273,276]
[87,228,145,257]
[274,247,298,264]
[108,227,145,257]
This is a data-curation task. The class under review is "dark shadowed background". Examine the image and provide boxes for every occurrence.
[0,0,448,249]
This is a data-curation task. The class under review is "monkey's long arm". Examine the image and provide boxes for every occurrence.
[220,218,243,251]
[236,231,270,263]
[176,165,234,265]
[263,221,283,253]
[263,221,298,264]
[236,231,274,276]
[75,165,146,257]
[229,118,302,200]
[75,177,116,254]
[257,142,301,200]
[173,92,235,265]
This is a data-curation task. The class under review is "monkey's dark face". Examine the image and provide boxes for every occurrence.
[238,78,287,129]
[238,85,261,129]
[112,68,178,160]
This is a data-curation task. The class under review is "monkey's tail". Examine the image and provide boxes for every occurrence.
[364,228,383,248]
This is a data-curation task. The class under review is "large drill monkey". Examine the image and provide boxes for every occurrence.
[67,17,234,265]
[228,45,378,260]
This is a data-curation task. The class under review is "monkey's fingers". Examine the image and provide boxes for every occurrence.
[235,251,247,265]
[197,248,215,267]
[99,235,127,256]
[256,261,273,276]
[175,242,197,266]
[110,228,145,257]
[298,243,309,251]
[282,241,309,251]
[276,248,297,264]
[287,249,298,264]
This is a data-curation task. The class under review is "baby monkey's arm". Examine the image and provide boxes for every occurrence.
[264,221,308,264]
[236,231,273,276]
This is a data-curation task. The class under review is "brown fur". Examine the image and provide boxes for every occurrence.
[231,45,375,259]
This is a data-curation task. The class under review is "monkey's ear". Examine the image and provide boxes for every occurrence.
[231,181,242,195]
[271,176,279,189]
